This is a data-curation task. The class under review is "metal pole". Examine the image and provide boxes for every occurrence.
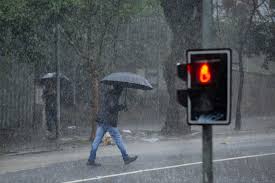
[55,23,61,139]
[202,125,213,183]
[202,0,214,183]
[202,0,214,48]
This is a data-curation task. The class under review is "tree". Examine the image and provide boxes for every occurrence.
[159,0,202,134]
[61,0,147,140]
[216,0,269,130]
[0,0,46,64]
[254,0,275,69]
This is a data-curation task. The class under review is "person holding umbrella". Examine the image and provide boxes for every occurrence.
[40,72,70,138]
[87,84,137,166]
[42,80,57,135]
[87,72,153,166]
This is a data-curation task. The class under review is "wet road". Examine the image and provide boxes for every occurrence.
[1,133,275,183]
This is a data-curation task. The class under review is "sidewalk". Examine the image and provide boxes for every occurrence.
[1,115,275,155]
[120,115,275,134]
[1,129,275,175]
[0,115,275,170]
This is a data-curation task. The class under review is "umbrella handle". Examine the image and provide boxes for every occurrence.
[124,88,127,105]
[124,88,128,111]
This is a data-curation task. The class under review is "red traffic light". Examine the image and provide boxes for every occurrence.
[198,63,212,84]
[186,49,232,125]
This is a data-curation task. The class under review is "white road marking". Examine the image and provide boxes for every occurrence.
[62,152,275,183]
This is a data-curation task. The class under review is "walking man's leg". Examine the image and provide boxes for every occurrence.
[87,124,105,166]
[108,127,138,165]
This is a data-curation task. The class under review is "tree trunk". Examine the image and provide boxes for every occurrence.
[235,50,244,130]
[87,0,114,140]
[234,1,258,131]
[88,10,110,140]
[160,0,202,135]
[90,64,99,141]
[161,54,182,134]
[87,0,98,140]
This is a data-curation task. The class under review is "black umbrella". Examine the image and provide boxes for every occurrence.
[40,72,70,85]
[100,72,153,90]
[40,72,73,105]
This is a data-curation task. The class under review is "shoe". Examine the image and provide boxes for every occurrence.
[86,160,101,167]
[124,155,138,165]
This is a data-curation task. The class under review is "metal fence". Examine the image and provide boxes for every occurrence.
[0,62,35,130]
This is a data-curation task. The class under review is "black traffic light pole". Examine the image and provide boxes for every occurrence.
[202,1,214,183]
[202,125,213,183]
[179,2,231,183]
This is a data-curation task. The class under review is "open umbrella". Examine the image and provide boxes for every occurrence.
[40,72,70,85]
[40,72,73,105]
[100,72,153,90]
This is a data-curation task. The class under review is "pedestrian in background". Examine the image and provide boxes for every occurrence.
[42,81,57,137]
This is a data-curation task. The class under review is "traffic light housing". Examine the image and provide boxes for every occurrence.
[177,49,232,125]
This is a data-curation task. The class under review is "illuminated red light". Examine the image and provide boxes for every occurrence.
[199,63,211,84]
[187,64,192,74]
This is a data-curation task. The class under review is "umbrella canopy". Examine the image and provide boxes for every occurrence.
[40,72,70,81]
[39,72,73,105]
[39,72,70,86]
[101,72,153,90]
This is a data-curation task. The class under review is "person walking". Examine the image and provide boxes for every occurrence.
[87,84,138,166]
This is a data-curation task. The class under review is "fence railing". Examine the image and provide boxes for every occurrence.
[0,62,34,130]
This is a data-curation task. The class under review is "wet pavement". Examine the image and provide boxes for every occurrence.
[1,131,275,183]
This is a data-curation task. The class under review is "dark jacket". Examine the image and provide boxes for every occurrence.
[43,89,57,113]
[96,88,125,127]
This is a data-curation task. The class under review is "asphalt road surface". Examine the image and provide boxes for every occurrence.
[1,132,275,183]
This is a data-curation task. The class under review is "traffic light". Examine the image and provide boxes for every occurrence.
[177,49,232,125]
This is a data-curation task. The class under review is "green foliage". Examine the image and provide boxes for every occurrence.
[214,2,274,59]
[0,0,163,81]
[0,0,27,21]
[213,1,275,73]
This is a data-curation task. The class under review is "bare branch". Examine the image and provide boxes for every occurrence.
[239,0,260,47]
[255,0,268,9]
[262,0,275,24]
[59,25,89,60]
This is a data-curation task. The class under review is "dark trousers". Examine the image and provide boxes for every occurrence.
[46,110,56,132]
